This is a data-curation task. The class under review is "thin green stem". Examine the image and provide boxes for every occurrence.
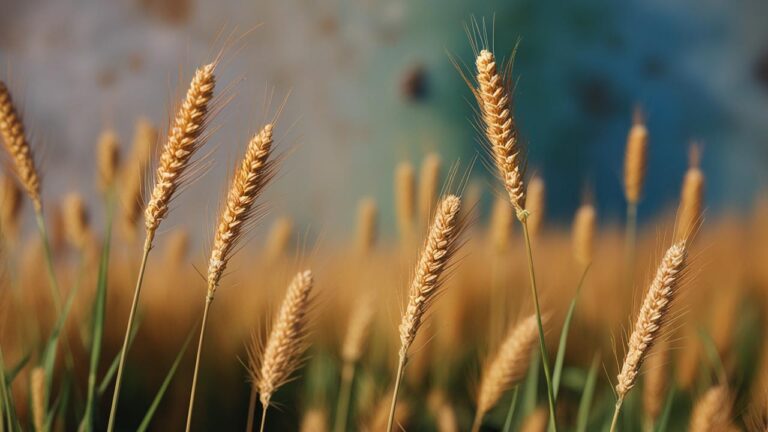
[624,201,638,288]
[385,355,406,432]
[107,232,153,432]
[501,386,519,432]
[610,397,624,432]
[520,217,558,431]
[33,208,61,314]
[185,295,213,432]
[258,404,268,432]
[333,361,355,432]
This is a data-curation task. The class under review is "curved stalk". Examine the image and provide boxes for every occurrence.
[185,295,213,432]
[385,355,406,432]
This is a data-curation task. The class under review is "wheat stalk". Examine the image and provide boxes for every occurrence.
[610,240,687,431]
[0,81,41,211]
[109,62,216,432]
[473,314,538,432]
[474,50,525,213]
[387,194,462,431]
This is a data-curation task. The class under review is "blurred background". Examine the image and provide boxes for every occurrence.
[1,0,767,240]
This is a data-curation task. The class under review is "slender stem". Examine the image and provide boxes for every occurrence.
[520,218,558,431]
[245,382,258,432]
[501,386,520,432]
[333,361,355,432]
[610,397,624,432]
[185,295,213,432]
[624,201,638,288]
[34,207,62,313]
[107,233,153,432]
[259,404,268,432]
[385,355,406,432]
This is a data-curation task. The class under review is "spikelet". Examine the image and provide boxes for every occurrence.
[265,216,293,261]
[474,49,525,212]
[520,407,549,432]
[63,193,90,250]
[572,204,596,268]
[489,195,514,253]
[144,63,215,235]
[398,195,462,359]
[475,315,538,423]
[689,385,734,432]
[616,241,687,398]
[418,154,441,225]
[643,341,669,425]
[120,118,157,238]
[300,408,328,432]
[97,129,120,193]
[623,111,648,205]
[0,174,22,238]
[525,176,545,236]
[675,146,704,242]
[31,367,45,432]
[395,161,415,240]
[255,270,314,406]
[342,291,375,364]
[207,124,275,294]
[0,81,41,210]
[356,197,378,254]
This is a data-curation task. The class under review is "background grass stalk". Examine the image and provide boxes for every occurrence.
[107,233,153,432]
[185,295,213,432]
[33,209,62,313]
[333,361,355,432]
[519,214,558,431]
[624,201,638,288]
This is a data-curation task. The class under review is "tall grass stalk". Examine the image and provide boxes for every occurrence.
[185,295,213,432]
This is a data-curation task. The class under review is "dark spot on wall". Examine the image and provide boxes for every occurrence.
[572,73,619,118]
[754,48,768,92]
[400,64,429,102]
[642,54,666,80]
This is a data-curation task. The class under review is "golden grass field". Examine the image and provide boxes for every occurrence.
[1,28,768,432]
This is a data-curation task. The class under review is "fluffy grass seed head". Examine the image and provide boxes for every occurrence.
[0,81,41,211]
[63,193,90,250]
[356,197,378,255]
[623,111,648,205]
[572,204,596,268]
[97,129,120,193]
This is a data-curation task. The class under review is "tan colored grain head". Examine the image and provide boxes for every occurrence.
[356,197,378,255]
[398,195,463,359]
[120,118,157,239]
[418,154,441,226]
[144,63,216,235]
[616,240,687,398]
[572,204,596,268]
[97,129,120,193]
[207,124,275,294]
[0,81,41,211]
[642,341,669,424]
[623,112,648,204]
[395,161,415,240]
[689,385,734,432]
[475,314,538,423]
[475,49,525,212]
[489,195,514,253]
[300,408,328,432]
[265,216,293,261]
[0,174,23,238]
[674,152,704,242]
[254,270,314,406]
[525,176,545,236]
[31,367,45,432]
[342,291,376,364]
[520,407,548,432]
[63,193,90,250]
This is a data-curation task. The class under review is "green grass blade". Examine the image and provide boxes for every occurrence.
[3,352,30,386]
[522,350,540,416]
[79,199,115,432]
[576,353,600,432]
[697,327,726,384]
[654,386,675,432]
[501,386,520,432]
[0,346,20,432]
[552,264,590,399]
[45,375,70,432]
[136,326,196,432]
[97,314,142,397]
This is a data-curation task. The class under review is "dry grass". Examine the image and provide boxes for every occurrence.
[0,81,41,211]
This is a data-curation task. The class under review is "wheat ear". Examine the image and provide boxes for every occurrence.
[186,124,276,432]
[0,174,22,241]
[386,194,462,432]
[572,204,596,269]
[109,62,216,432]
[475,50,525,212]
[31,367,45,432]
[0,81,41,211]
[395,161,416,242]
[675,149,704,242]
[356,197,378,254]
[610,240,687,432]
[97,129,120,193]
[472,314,538,432]
[255,270,314,432]
[62,193,90,251]
[689,385,735,432]
[624,111,648,205]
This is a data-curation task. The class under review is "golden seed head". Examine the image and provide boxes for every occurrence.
[689,385,734,432]
[395,161,416,240]
[572,204,596,268]
[399,195,462,359]
[207,123,275,293]
[418,153,441,225]
[475,49,525,211]
[144,63,216,235]
[675,166,704,242]
[342,291,375,363]
[97,129,121,192]
[623,118,648,204]
[0,81,41,210]
[265,216,293,261]
[0,174,23,236]
[616,240,687,398]
[63,193,90,250]
[31,367,45,432]
[356,197,378,254]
